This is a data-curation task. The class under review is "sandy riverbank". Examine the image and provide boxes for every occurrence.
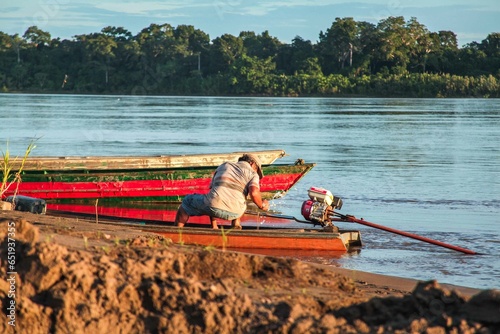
[0,210,499,333]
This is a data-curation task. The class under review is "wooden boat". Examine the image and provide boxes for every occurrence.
[4,151,314,202]
[150,225,362,252]
[47,207,362,252]
[46,198,362,252]
[13,149,286,171]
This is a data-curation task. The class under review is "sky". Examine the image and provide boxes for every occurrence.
[1,0,499,47]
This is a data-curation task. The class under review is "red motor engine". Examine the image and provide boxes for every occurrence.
[301,187,343,226]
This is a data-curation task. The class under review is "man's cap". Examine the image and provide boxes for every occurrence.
[242,153,264,179]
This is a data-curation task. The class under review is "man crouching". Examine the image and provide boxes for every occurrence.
[175,153,270,229]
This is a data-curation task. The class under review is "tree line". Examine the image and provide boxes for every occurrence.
[1,16,499,97]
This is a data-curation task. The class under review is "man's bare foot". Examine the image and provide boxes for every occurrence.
[210,217,218,229]
[231,218,242,230]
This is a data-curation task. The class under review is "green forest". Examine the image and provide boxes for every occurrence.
[1,16,499,97]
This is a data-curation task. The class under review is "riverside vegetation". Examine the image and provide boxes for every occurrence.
[0,16,499,97]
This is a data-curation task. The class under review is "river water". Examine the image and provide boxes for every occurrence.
[1,94,499,290]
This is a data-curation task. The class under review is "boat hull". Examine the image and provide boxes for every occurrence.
[46,203,362,252]
[150,226,361,252]
[6,163,315,202]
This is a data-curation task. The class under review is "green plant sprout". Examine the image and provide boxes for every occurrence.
[174,228,185,246]
[220,227,233,251]
[1,139,37,200]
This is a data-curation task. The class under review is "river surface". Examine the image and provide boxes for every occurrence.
[1,94,499,290]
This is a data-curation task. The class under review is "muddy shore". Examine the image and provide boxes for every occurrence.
[0,210,499,333]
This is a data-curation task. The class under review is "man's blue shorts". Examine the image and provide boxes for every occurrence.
[181,194,240,220]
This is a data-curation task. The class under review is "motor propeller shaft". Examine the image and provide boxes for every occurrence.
[301,186,479,255]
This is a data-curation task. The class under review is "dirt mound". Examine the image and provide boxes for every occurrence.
[0,219,498,333]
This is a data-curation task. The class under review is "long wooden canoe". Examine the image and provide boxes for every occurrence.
[46,208,362,252]
[5,161,315,203]
[152,226,362,252]
[13,149,286,171]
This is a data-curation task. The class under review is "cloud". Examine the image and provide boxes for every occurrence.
[94,1,196,16]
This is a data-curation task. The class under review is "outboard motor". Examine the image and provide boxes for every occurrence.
[301,187,343,227]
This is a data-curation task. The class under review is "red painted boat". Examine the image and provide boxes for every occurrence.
[48,202,295,225]
[3,150,314,203]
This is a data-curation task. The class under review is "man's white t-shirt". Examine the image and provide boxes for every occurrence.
[205,161,260,215]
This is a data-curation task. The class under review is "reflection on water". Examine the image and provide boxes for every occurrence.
[1,94,499,290]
